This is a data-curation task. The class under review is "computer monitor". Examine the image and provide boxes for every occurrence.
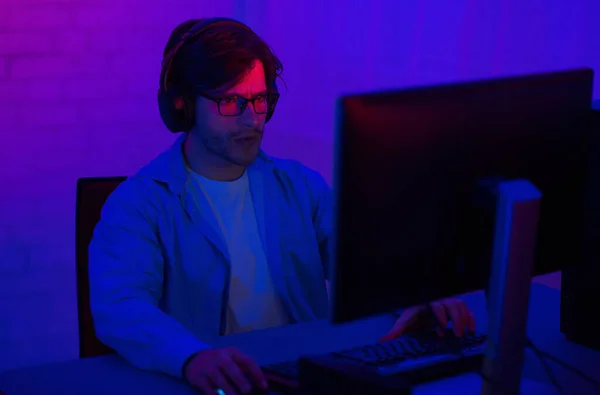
[330,68,595,324]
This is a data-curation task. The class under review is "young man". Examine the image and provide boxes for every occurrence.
[88,17,476,395]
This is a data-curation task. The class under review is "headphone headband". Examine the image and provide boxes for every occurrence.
[160,18,253,93]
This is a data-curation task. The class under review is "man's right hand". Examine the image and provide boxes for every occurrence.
[183,347,269,395]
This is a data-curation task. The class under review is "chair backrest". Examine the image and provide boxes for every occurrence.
[75,176,127,358]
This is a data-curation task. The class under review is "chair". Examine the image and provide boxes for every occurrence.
[75,176,127,358]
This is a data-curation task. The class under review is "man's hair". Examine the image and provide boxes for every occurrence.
[163,18,283,95]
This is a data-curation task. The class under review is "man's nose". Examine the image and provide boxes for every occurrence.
[239,102,263,128]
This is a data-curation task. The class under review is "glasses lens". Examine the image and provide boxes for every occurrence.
[252,96,268,114]
[219,98,241,116]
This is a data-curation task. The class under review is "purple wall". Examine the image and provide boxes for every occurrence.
[0,0,598,372]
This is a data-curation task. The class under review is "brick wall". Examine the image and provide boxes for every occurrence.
[0,0,598,374]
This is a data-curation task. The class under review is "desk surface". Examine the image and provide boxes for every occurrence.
[1,283,599,394]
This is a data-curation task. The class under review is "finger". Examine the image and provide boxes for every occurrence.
[430,303,447,336]
[445,302,467,337]
[191,377,213,395]
[208,370,237,395]
[229,350,268,390]
[217,355,252,394]
[379,318,408,342]
[467,310,476,333]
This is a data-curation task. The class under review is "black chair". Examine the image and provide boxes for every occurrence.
[75,177,127,358]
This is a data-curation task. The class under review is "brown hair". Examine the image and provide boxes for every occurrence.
[163,18,283,95]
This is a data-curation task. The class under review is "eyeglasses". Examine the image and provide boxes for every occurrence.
[199,92,280,117]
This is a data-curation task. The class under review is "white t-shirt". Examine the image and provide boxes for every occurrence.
[191,170,291,335]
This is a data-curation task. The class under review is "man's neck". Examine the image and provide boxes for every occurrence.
[183,134,246,181]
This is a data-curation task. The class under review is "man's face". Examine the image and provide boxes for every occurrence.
[191,59,268,167]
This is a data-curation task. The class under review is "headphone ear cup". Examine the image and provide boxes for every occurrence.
[157,88,195,133]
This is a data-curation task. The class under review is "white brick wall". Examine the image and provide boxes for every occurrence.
[0,33,56,56]
[0,58,6,80]
[3,5,73,31]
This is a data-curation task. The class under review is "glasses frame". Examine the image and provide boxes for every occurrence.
[198,92,280,117]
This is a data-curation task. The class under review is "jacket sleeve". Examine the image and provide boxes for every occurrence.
[303,169,335,281]
[88,178,211,378]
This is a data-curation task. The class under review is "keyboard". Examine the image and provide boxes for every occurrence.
[262,329,486,388]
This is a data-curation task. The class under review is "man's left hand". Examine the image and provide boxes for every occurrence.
[380,298,476,342]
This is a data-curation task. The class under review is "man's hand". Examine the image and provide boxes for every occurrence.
[184,347,268,395]
[379,298,476,342]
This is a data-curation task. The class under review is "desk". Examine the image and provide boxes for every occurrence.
[1,284,599,394]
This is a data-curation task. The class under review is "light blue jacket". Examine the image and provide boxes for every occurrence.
[88,134,333,379]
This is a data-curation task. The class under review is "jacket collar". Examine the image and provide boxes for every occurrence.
[137,133,303,324]
[136,133,273,194]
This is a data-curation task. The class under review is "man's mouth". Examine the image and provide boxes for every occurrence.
[235,135,261,142]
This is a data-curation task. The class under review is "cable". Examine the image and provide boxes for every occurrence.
[524,338,568,395]
[535,348,600,387]
[526,337,600,392]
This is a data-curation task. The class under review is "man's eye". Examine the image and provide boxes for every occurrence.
[222,97,238,103]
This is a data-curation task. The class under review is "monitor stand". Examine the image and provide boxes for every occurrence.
[480,179,542,395]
